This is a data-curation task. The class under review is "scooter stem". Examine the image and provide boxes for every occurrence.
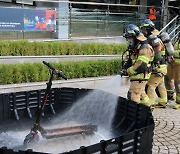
[33,72,54,132]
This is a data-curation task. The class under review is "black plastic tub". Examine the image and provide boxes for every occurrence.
[0,87,154,154]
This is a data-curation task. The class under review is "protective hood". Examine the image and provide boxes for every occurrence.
[151,29,160,35]
[137,33,147,41]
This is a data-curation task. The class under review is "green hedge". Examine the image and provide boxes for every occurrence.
[0,40,127,56]
[0,59,121,84]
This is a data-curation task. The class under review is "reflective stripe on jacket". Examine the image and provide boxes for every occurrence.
[174,50,180,63]
[127,43,154,81]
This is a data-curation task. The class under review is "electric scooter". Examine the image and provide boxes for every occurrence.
[23,61,97,146]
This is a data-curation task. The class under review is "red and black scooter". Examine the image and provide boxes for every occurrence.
[24,61,97,146]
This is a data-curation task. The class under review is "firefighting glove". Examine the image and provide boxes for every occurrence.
[119,69,128,77]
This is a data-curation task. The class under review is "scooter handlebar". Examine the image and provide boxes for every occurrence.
[42,61,67,80]
[43,61,55,71]
[57,71,67,80]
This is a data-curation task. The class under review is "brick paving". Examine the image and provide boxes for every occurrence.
[116,77,180,154]
[152,105,180,154]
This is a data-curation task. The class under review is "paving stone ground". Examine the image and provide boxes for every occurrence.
[111,77,180,154]
[152,103,180,154]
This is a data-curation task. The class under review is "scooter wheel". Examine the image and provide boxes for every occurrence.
[23,132,39,147]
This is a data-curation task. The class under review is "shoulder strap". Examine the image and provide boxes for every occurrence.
[139,42,149,50]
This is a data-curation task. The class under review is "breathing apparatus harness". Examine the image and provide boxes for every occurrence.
[120,41,151,78]
[158,32,175,64]
[119,48,133,77]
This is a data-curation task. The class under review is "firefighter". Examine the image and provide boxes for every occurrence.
[164,38,180,109]
[123,24,154,107]
[148,6,157,21]
[140,19,168,108]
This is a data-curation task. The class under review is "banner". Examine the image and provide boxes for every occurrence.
[24,9,56,31]
[0,7,24,30]
[0,7,56,31]
[0,0,12,2]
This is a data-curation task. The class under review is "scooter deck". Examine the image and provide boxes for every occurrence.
[41,124,98,139]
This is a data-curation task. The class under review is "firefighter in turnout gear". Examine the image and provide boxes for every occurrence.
[164,38,180,109]
[140,19,168,108]
[123,24,154,107]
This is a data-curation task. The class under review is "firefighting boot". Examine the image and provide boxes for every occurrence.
[173,96,180,109]
[155,102,167,108]
[150,106,155,111]
[167,91,176,101]
[173,103,180,109]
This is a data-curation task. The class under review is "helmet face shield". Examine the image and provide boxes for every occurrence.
[123,31,135,39]
[123,24,146,42]
[123,24,140,39]
[140,19,155,31]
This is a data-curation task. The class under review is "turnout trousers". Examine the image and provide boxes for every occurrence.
[128,81,150,106]
[146,73,167,105]
[165,62,180,104]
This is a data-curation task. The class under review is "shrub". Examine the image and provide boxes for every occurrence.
[0,59,122,84]
[0,40,127,56]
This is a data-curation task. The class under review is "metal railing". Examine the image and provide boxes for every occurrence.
[160,15,180,44]
[69,7,138,37]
